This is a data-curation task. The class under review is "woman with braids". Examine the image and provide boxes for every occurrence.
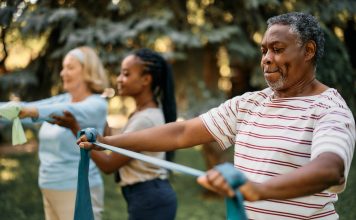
[54,48,178,220]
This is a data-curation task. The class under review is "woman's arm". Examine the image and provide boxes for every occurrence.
[19,107,39,118]
[197,152,345,201]
[91,151,131,174]
[17,94,69,121]
[52,111,132,173]
[19,95,107,131]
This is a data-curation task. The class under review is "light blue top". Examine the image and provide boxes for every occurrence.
[22,93,107,190]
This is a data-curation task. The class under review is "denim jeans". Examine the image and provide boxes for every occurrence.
[122,179,177,220]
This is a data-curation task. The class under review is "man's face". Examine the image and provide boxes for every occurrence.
[260,24,307,92]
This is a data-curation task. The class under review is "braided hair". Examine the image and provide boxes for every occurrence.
[133,48,177,123]
[133,48,177,161]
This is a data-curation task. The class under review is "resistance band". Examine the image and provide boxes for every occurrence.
[74,135,94,220]
[215,163,248,220]
[97,143,204,177]
[0,102,27,145]
[75,128,248,220]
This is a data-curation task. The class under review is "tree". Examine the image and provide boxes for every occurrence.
[1,0,355,106]
[1,0,355,165]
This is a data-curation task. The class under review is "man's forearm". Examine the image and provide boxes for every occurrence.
[243,152,345,201]
[100,117,215,152]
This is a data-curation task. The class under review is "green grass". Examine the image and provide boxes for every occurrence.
[1,147,355,220]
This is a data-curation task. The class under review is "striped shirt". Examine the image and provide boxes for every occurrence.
[200,87,355,220]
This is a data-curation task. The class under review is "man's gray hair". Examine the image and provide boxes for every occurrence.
[267,12,325,65]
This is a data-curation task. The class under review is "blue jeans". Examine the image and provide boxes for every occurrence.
[122,179,177,220]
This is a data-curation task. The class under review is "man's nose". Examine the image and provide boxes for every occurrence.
[262,51,272,65]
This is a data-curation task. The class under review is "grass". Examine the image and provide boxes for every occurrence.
[0,147,355,220]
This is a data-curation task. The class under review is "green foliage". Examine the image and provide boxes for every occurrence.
[317,28,356,111]
[184,81,226,118]
[0,70,38,100]
[0,154,43,220]
[0,4,15,27]
[0,0,355,113]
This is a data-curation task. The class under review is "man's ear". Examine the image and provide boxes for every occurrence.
[305,40,316,62]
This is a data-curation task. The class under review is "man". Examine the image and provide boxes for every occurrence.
[78,12,355,219]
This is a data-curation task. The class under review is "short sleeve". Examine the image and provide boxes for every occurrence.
[200,97,239,150]
[123,115,155,134]
[311,106,356,193]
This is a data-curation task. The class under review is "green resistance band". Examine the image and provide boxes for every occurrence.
[0,102,27,145]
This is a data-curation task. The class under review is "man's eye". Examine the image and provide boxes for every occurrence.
[273,48,283,53]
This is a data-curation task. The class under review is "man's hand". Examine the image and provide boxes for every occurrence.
[197,169,262,201]
[51,110,80,136]
[197,169,236,197]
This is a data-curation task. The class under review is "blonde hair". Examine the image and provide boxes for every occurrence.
[67,46,108,93]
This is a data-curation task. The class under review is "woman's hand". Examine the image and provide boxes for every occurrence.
[19,107,38,118]
[76,133,105,151]
[51,110,80,136]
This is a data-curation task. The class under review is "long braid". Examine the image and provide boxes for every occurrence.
[134,49,177,161]
[134,49,177,123]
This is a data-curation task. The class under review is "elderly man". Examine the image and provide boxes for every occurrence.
[78,12,355,219]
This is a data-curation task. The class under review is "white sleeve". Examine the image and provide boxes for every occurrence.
[200,97,239,150]
[311,106,356,193]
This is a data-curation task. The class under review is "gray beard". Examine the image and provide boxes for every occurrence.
[265,77,285,91]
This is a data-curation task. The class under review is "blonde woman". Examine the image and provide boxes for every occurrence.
[18,46,108,220]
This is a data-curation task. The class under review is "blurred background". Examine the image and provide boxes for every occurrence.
[0,0,356,219]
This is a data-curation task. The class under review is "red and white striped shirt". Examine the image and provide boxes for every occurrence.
[200,87,355,220]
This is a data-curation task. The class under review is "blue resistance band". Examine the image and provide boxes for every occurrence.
[215,163,248,220]
[73,130,95,220]
[76,128,247,220]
